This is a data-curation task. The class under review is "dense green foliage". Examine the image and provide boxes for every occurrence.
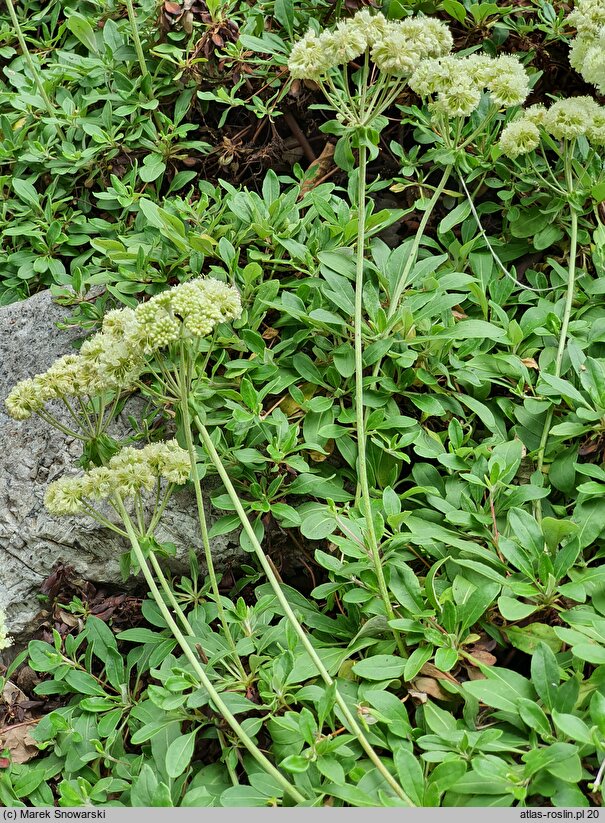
[2,0,605,808]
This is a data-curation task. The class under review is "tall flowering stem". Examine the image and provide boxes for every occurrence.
[194,416,416,806]
[535,149,580,523]
[353,145,405,653]
[4,0,66,141]
[113,495,307,805]
[177,344,246,678]
[497,98,605,518]
[287,9,455,656]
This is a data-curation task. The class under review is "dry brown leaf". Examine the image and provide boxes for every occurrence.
[464,665,487,681]
[0,721,39,764]
[407,690,428,703]
[466,649,497,667]
[411,676,451,701]
[2,680,27,706]
[420,662,459,684]
[521,357,539,370]
[300,143,335,197]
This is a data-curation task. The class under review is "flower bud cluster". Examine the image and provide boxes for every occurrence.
[0,609,13,651]
[287,10,452,80]
[5,310,144,421]
[5,278,241,420]
[409,53,530,118]
[134,278,241,354]
[567,0,605,93]
[499,96,605,158]
[44,440,191,516]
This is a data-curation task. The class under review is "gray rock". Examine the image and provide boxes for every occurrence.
[0,291,241,647]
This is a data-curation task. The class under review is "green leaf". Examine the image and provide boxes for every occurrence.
[139,154,166,183]
[434,647,458,671]
[280,754,310,773]
[541,517,578,552]
[299,504,337,540]
[517,698,551,736]
[572,499,605,548]
[394,747,425,805]
[292,353,325,386]
[506,624,561,655]
[498,596,538,621]
[438,201,471,234]
[352,654,406,681]
[551,710,593,744]
[570,643,605,664]
[220,785,271,806]
[66,12,99,53]
[165,731,197,778]
[63,670,107,696]
[12,178,40,209]
[432,320,507,341]
[523,743,582,783]
[531,642,560,710]
[404,646,433,680]
[463,667,534,713]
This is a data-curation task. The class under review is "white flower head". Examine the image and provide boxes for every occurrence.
[498,118,540,158]
[523,103,549,127]
[134,277,241,354]
[485,55,530,107]
[347,8,390,48]
[587,106,605,144]
[576,36,605,93]
[288,28,331,79]
[44,440,191,517]
[544,96,598,139]
[323,19,368,66]
[372,17,452,77]
[567,0,605,36]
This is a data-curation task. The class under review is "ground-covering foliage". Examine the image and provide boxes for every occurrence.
[2,0,605,808]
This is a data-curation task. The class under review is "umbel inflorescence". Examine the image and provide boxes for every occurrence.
[499,97,605,158]
[567,0,605,94]
[288,8,530,122]
[44,441,191,516]
[409,53,530,117]
[5,277,242,422]
[287,9,452,81]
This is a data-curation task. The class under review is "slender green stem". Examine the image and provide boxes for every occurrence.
[535,150,578,522]
[4,0,66,140]
[178,346,245,678]
[387,165,453,321]
[123,0,149,79]
[353,146,405,655]
[194,417,415,807]
[37,410,86,441]
[148,550,195,637]
[147,483,174,534]
[217,728,240,787]
[360,166,454,446]
[113,496,307,805]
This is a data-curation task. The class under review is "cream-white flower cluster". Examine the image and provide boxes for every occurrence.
[44,440,191,516]
[287,9,452,80]
[567,0,605,93]
[5,278,241,421]
[0,609,13,651]
[499,96,605,158]
[409,53,530,118]
[135,278,241,354]
[5,312,144,421]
